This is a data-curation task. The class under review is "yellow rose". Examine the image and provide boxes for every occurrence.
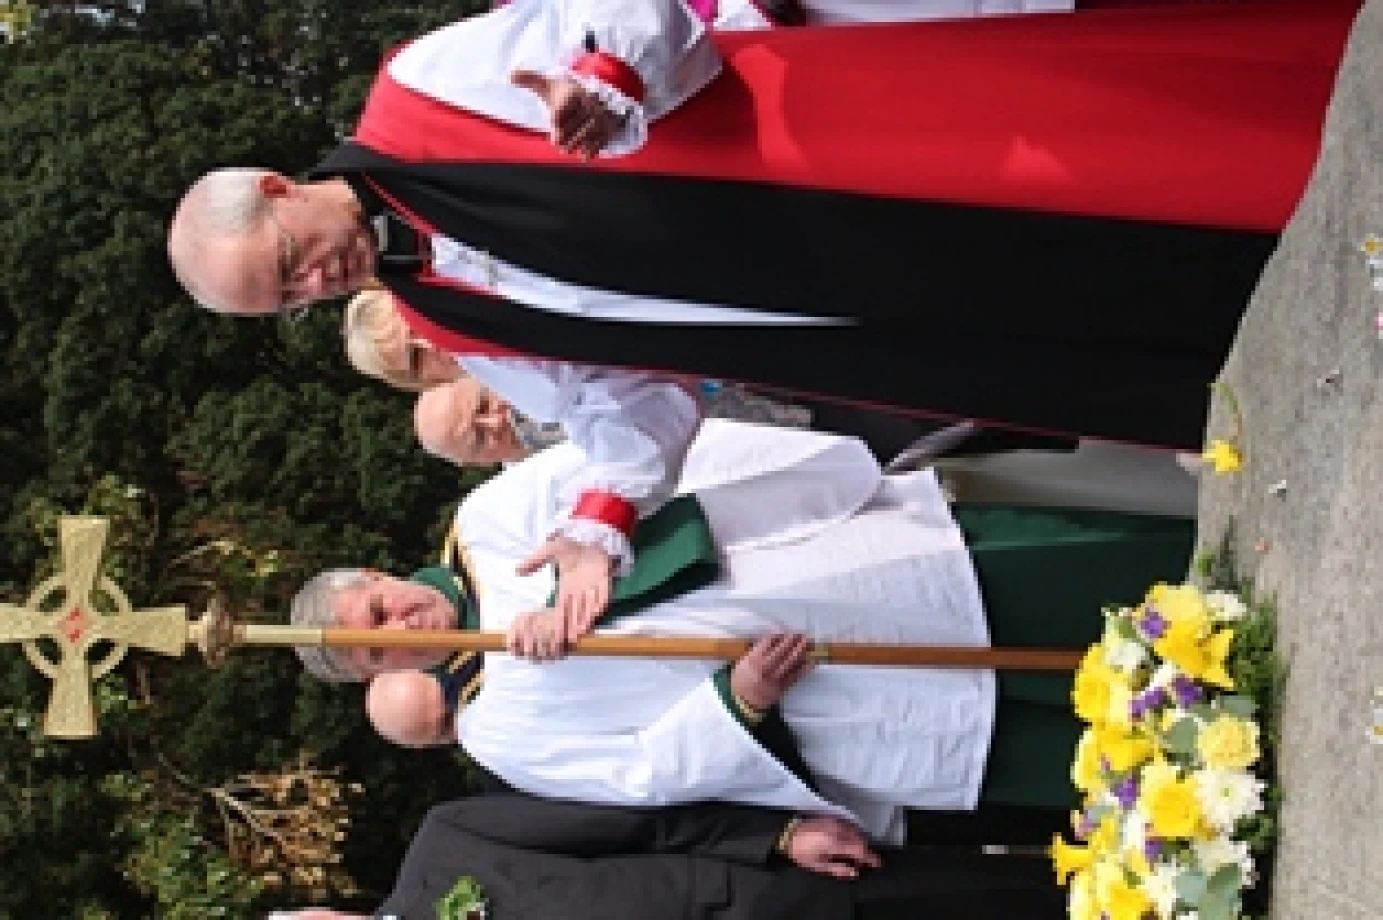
[1201,439,1243,474]
[1140,776,1202,839]
[1153,622,1236,691]
[1198,715,1261,770]
[1049,834,1093,885]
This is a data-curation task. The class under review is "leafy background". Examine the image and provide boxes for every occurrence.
[0,2,492,915]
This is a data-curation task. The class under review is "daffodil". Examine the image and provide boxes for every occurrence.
[1139,775,1203,839]
[1073,646,1118,724]
[1068,868,1100,920]
[1071,728,1105,793]
[1153,623,1235,691]
[1201,439,1243,474]
[1146,584,1212,630]
[1095,862,1154,920]
[1101,728,1155,774]
[1050,834,1094,885]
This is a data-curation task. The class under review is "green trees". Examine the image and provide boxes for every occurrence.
[0,2,488,915]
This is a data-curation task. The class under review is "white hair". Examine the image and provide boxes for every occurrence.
[167,167,273,313]
[290,568,371,682]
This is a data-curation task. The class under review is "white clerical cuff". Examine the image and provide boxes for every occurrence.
[555,517,635,576]
[562,70,649,156]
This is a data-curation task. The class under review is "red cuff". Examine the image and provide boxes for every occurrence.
[569,52,646,104]
[571,490,638,538]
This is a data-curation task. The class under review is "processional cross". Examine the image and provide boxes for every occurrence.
[4,516,1082,739]
[0,517,187,738]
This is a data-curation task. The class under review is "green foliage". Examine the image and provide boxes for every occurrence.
[0,2,488,916]
[1196,524,1288,920]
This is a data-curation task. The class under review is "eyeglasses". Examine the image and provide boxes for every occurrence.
[264,205,312,325]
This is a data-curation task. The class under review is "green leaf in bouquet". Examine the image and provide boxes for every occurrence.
[1163,718,1200,755]
[1198,887,1240,920]
[1175,869,1208,907]
[1206,864,1244,899]
[1219,695,1258,720]
[1111,616,1142,644]
[1190,702,1218,722]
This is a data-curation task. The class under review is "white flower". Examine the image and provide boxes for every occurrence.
[1193,769,1265,831]
[1148,661,1182,690]
[1142,863,1182,919]
[1204,590,1247,622]
[1103,633,1149,673]
[1192,836,1254,879]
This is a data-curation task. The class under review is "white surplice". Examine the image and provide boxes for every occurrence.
[455,419,996,843]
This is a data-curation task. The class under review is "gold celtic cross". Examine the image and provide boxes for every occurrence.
[0,517,187,738]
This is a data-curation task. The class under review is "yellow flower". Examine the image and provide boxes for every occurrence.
[1072,646,1117,725]
[1153,622,1236,691]
[1123,845,1152,881]
[1146,583,1211,624]
[1201,439,1243,474]
[1097,872,1153,920]
[1086,812,1120,855]
[1198,715,1261,770]
[1071,728,1105,794]
[1101,728,1155,774]
[1106,677,1134,729]
[1140,775,1203,839]
[1049,834,1093,885]
[1068,868,1099,920]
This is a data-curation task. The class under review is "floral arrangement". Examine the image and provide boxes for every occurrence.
[1049,580,1279,920]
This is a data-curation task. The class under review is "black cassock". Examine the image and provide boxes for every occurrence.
[315,2,1357,448]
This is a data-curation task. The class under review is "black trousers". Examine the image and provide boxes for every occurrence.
[856,847,1064,920]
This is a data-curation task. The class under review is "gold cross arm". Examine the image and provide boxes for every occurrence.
[2,518,189,738]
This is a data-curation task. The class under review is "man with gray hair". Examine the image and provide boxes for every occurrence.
[288,418,1194,845]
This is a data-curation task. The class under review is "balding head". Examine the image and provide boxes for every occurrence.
[168,168,376,316]
[366,670,453,748]
[413,378,527,466]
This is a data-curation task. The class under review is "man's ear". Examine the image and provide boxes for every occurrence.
[257,172,293,199]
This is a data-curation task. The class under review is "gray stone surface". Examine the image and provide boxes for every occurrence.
[1194,3,1383,917]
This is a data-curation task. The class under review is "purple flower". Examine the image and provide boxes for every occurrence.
[1138,605,1168,640]
[1073,809,1096,840]
[1143,837,1163,862]
[1170,675,1203,707]
[1130,687,1170,721]
[1113,775,1139,810]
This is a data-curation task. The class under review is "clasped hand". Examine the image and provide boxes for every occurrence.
[512,70,621,158]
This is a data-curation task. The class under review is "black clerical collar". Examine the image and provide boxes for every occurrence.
[371,211,428,274]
